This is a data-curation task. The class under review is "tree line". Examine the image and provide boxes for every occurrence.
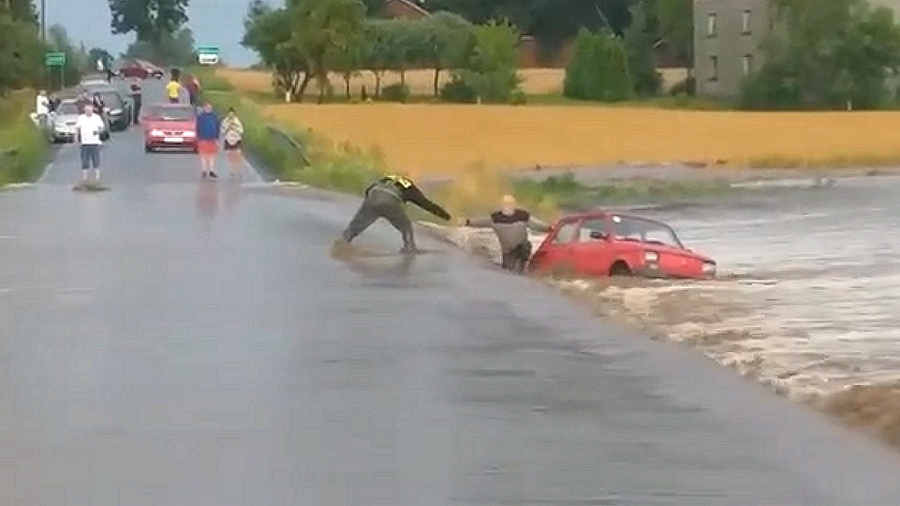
[242,0,523,103]
[0,0,95,94]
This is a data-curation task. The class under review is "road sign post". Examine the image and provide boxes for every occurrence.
[197,46,220,65]
[45,52,66,90]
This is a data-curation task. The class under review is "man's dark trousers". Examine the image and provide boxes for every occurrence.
[501,241,532,273]
[343,192,414,248]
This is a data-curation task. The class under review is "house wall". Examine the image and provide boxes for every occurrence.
[693,0,771,99]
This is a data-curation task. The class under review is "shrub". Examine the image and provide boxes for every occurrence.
[439,77,478,103]
[454,19,522,103]
[0,91,48,186]
[563,28,632,102]
[380,83,410,102]
[509,89,527,105]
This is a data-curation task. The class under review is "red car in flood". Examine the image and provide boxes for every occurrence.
[528,211,716,279]
[141,103,198,153]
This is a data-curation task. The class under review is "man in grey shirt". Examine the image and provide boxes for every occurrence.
[462,195,549,273]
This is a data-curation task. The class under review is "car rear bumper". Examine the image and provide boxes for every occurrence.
[146,139,197,149]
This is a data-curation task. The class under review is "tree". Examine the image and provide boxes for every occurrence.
[650,0,692,69]
[242,1,315,100]
[0,4,44,95]
[108,0,190,43]
[386,18,418,87]
[455,19,521,103]
[123,27,196,65]
[333,30,368,99]
[47,25,89,87]
[623,1,661,96]
[563,27,631,101]
[363,19,394,97]
[741,0,900,109]
[286,0,367,103]
[418,12,473,96]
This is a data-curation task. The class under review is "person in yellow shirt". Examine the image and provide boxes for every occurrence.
[166,78,181,103]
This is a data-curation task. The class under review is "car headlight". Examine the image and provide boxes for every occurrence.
[109,109,122,115]
[644,251,659,262]
[182,131,195,137]
[150,129,164,136]
[702,261,717,275]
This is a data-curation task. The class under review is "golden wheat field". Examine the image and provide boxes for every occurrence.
[259,103,900,174]
[217,67,689,98]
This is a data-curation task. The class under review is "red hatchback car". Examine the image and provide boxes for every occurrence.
[118,60,164,80]
[141,103,198,153]
[528,211,717,279]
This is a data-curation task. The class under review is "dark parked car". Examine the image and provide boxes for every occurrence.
[81,85,132,131]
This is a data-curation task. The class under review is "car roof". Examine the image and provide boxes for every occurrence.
[560,211,670,226]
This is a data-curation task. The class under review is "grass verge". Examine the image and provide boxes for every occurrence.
[0,90,48,187]
[195,67,382,193]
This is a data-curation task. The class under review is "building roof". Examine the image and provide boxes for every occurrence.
[385,0,430,17]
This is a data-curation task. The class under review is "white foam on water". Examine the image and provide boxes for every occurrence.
[425,210,900,405]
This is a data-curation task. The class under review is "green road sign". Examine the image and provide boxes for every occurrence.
[45,52,66,66]
[197,46,220,56]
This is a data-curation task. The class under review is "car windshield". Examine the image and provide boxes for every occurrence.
[56,102,79,115]
[609,215,684,249]
[98,91,123,109]
[146,106,194,121]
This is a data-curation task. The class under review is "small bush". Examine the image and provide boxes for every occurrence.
[380,83,410,102]
[509,89,527,105]
[0,91,48,186]
[563,28,632,102]
[440,77,478,103]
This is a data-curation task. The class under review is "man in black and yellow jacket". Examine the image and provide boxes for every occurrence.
[341,174,451,252]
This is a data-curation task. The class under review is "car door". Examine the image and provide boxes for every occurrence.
[529,218,580,273]
[570,217,615,276]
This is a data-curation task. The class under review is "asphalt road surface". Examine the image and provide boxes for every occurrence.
[2,80,900,506]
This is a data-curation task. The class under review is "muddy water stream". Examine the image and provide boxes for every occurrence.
[423,175,900,444]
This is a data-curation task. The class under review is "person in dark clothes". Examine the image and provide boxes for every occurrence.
[341,174,451,253]
[128,81,142,124]
[462,195,549,273]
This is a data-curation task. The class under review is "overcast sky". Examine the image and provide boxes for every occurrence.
[44,0,265,67]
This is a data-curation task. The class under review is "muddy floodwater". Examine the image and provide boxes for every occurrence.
[424,175,900,442]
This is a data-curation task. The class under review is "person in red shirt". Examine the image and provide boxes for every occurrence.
[184,74,201,106]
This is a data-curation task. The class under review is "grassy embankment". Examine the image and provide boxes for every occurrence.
[200,67,742,221]
[0,90,48,187]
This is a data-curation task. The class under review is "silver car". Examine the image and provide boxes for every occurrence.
[47,99,110,143]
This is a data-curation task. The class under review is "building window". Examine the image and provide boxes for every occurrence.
[709,56,718,81]
[742,10,751,34]
[743,54,754,75]
[707,13,717,37]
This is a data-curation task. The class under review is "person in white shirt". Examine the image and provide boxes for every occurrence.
[74,105,106,182]
[35,90,49,130]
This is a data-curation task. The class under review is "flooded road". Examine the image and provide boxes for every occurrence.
[431,175,900,442]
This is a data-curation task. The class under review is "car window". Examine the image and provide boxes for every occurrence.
[578,218,608,242]
[100,92,123,108]
[610,215,683,249]
[552,221,579,244]
[155,107,195,121]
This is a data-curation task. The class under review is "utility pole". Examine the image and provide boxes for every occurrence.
[41,0,46,41]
